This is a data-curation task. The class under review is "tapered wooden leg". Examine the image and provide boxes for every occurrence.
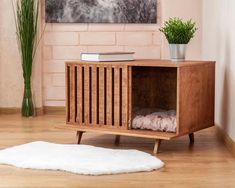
[189,133,194,143]
[76,131,84,144]
[115,135,121,145]
[153,139,162,154]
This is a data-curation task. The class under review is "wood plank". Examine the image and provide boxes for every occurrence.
[128,67,132,129]
[178,63,215,136]
[77,65,83,126]
[43,106,65,115]
[176,67,180,134]
[58,125,177,140]
[106,65,113,126]
[121,66,128,129]
[84,65,90,126]
[66,60,216,68]
[65,65,69,123]
[114,66,120,127]
[99,65,105,126]
[69,65,75,123]
[91,65,97,126]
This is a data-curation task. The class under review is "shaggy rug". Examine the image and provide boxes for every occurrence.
[0,141,164,175]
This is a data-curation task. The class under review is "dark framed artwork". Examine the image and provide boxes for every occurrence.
[45,0,157,23]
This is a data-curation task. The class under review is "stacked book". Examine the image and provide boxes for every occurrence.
[81,52,135,62]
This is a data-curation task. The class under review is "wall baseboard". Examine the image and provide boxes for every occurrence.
[216,126,235,157]
[0,107,44,115]
[43,106,66,115]
[0,107,66,116]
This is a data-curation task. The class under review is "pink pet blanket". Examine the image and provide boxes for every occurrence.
[132,108,176,132]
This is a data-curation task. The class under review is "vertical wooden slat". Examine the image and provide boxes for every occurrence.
[92,65,97,126]
[77,65,83,126]
[84,65,90,126]
[176,67,180,134]
[106,65,113,126]
[99,65,105,126]
[122,66,128,129]
[128,67,132,129]
[114,66,120,127]
[65,64,70,123]
[69,65,75,123]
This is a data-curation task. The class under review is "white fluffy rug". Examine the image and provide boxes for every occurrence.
[0,141,164,175]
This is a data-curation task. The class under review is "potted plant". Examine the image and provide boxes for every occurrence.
[160,17,197,61]
[14,0,39,117]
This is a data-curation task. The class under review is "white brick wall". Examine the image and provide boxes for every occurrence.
[52,24,88,31]
[88,24,125,31]
[116,32,153,46]
[80,32,116,45]
[43,61,65,73]
[52,74,65,87]
[42,1,163,106]
[53,46,87,60]
[124,46,161,59]
[87,46,124,53]
[43,46,52,60]
[44,87,65,100]
[44,32,79,46]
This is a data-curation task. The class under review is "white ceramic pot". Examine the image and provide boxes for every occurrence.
[169,44,187,62]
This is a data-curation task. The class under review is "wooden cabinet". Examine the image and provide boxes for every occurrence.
[64,60,215,154]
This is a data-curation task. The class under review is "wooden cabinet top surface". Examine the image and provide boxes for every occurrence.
[66,59,215,68]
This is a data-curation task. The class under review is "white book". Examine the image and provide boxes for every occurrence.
[81,52,135,62]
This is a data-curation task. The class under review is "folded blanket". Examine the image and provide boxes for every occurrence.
[132,109,176,133]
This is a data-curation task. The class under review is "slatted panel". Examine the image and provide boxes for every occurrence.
[106,65,113,126]
[91,65,97,126]
[99,65,105,126]
[114,66,120,127]
[77,65,83,126]
[122,66,128,128]
[69,65,75,123]
[66,63,130,130]
[84,65,90,126]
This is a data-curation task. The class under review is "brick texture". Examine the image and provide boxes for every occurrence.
[44,87,65,100]
[42,2,163,106]
[53,46,87,60]
[44,32,79,46]
[117,32,153,46]
[52,74,65,87]
[125,46,161,59]
[43,46,52,60]
[80,32,116,45]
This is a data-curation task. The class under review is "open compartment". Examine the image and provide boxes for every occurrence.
[131,66,177,133]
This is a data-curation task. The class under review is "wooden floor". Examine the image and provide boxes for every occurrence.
[0,114,235,188]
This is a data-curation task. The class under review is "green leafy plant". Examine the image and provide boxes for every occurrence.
[14,0,39,117]
[159,17,197,44]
